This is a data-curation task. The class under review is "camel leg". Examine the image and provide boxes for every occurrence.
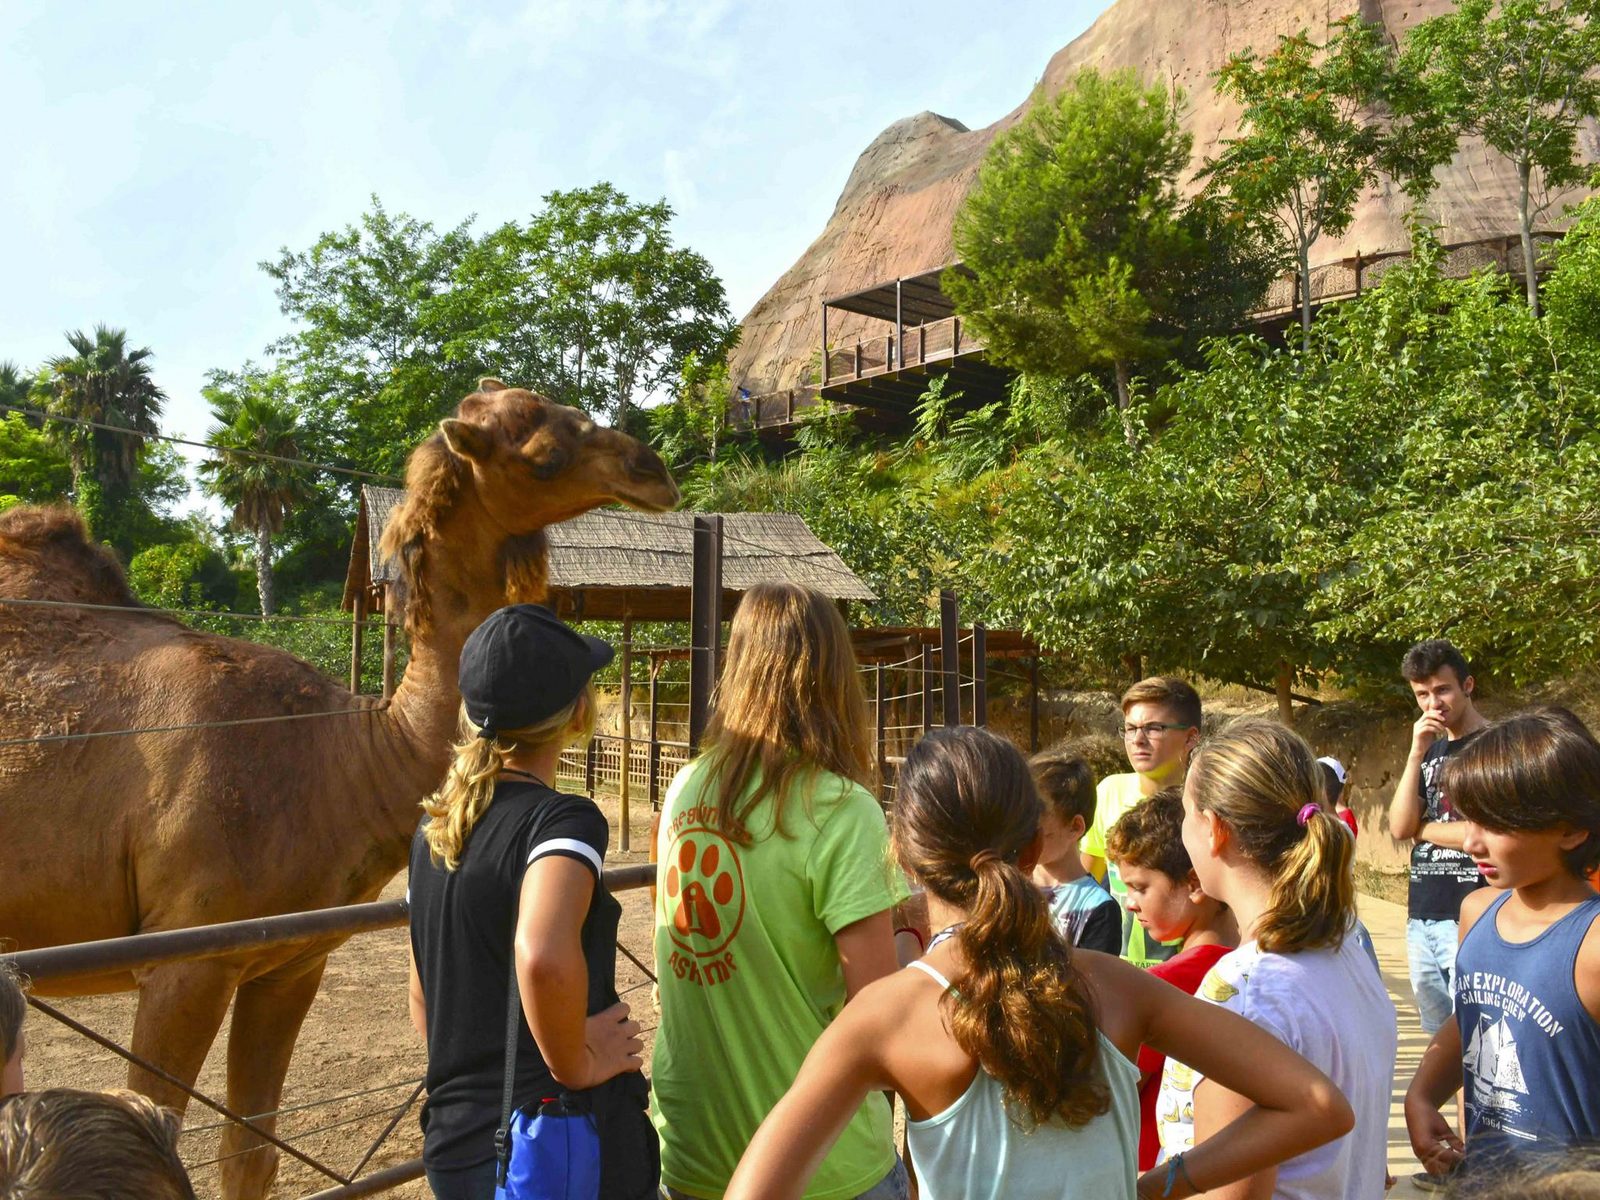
[217,959,328,1200]
[127,960,242,1114]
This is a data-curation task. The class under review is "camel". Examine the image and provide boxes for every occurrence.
[0,380,679,1199]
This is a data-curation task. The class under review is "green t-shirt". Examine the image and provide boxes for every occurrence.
[650,757,907,1199]
[1081,771,1182,970]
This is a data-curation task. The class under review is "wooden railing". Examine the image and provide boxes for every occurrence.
[731,231,1565,429]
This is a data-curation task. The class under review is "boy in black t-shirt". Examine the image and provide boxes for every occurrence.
[1388,639,1488,1039]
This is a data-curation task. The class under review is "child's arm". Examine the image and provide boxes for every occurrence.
[1082,955,1353,1200]
[1404,1017,1463,1177]
[725,980,893,1200]
[1577,902,1600,1026]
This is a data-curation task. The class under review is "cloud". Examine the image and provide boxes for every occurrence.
[661,148,699,212]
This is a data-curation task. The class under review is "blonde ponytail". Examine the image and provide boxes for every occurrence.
[423,688,595,869]
[1189,719,1356,954]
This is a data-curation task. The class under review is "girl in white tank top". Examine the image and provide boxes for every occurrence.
[725,727,1360,1200]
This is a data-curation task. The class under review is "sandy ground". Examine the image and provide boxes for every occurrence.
[25,794,1439,1199]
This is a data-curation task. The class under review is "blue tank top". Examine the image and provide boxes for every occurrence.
[1455,891,1600,1171]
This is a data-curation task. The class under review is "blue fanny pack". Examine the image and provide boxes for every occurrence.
[494,1093,601,1200]
[493,955,601,1200]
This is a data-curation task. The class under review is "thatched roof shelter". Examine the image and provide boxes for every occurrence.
[344,485,876,622]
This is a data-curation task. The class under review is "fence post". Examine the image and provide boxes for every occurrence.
[921,644,936,734]
[940,591,960,728]
[821,303,830,386]
[1029,656,1041,753]
[648,658,662,810]
[349,592,366,695]
[380,586,397,701]
[619,618,633,852]
[952,316,961,356]
[854,341,862,378]
[973,623,987,727]
[875,663,887,780]
[689,515,723,754]
[584,736,597,797]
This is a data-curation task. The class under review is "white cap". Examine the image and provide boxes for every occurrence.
[1316,755,1347,784]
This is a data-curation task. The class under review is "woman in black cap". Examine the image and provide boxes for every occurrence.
[406,604,657,1199]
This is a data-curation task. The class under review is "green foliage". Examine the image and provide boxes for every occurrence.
[435,183,738,424]
[1399,0,1600,314]
[199,365,314,615]
[30,325,169,546]
[0,412,71,503]
[651,351,738,473]
[1203,18,1395,342]
[128,540,238,610]
[949,69,1271,411]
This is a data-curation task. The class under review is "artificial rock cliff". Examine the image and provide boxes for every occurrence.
[729,0,1600,396]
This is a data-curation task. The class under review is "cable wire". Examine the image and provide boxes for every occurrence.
[0,401,402,484]
[0,706,379,749]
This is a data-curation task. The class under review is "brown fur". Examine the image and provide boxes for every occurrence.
[0,385,677,1200]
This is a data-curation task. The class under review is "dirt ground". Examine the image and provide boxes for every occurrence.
[22,793,661,1200]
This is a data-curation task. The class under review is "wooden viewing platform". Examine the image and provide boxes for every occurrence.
[730,230,1565,437]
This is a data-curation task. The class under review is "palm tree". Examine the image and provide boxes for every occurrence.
[31,326,166,511]
[0,360,34,412]
[199,371,311,615]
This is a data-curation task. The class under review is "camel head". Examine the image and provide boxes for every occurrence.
[379,379,680,636]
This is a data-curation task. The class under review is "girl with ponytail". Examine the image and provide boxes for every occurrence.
[1170,718,1397,1200]
[727,727,1354,1200]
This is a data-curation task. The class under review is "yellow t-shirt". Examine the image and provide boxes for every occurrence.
[1082,772,1183,968]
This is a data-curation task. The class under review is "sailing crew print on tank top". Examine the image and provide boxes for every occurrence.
[1456,893,1600,1163]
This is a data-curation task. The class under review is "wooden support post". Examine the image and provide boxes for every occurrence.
[786,389,794,423]
[895,278,903,369]
[821,304,829,385]
[884,334,893,372]
[854,341,862,378]
[619,615,633,852]
[973,623,987,727]
[952,316,961,356]
[919,323,926,364]
[940,591,960,728]
[689,515,723,754]
[1029,656,1041,753]
[349,592,366,695]
[875,663,887,781]
[921,644,936,734]
[647,657,662,810]
[584,735,597,797]
[380,586,397,701]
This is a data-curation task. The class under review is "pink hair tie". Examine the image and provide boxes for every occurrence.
[1296,803,1321,827]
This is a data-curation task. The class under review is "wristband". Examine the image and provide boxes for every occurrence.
[1163,1152,1197,1198]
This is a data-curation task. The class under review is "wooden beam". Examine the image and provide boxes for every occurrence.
[619,614,633,852]
[689,515,723,753]
[940,591,960,728]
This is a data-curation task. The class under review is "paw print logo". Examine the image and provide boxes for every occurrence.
[663,827,746,958]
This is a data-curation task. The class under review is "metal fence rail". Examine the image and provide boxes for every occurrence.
[3,862,658,1200]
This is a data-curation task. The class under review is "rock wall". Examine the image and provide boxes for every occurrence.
[730,0,1600,396]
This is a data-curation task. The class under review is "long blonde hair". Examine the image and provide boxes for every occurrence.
[701,582,874,844]
[1188,719,1355,954]
[422,687,595,869]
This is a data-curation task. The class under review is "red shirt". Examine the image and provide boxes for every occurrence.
[1135,942,1234,1170]
[1338,808,1359,838]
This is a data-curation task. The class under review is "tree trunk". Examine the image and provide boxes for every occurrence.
[1122,653,1143,685]
[1275,660,1295,727]
[1298,244,1313,353]
[255,523,275,616]
[1114,360,1135,446]
[1518,159,1539,317]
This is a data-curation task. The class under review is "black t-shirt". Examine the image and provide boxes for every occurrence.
[1408,733,1486,921]
[408,781,617,1170]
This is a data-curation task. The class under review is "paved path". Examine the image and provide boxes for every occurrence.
[1357,891,1439,1199]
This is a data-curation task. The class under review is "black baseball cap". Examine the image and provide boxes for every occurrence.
[458,604,613,738]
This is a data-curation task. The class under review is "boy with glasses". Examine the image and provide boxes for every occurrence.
[1080,676,1202,967]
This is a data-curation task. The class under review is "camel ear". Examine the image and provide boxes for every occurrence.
[478,377,509,393]
[440,418,493,463]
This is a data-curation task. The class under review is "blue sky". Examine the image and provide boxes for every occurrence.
[1,0,1101,480]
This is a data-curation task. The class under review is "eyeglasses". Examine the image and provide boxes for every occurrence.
[1121,722,1192,741]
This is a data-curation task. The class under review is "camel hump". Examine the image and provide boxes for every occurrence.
[0,504,141,607]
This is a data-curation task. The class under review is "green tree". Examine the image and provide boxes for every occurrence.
[30,325,167,541]
[438,183,737,425]
[199,366,314,615]
[1399,0,1600,315]
[127,539,238,610]
[0,411,72,507]
[949,69,1270,416]
[0,361,34,412]
[1202,17,1394,347]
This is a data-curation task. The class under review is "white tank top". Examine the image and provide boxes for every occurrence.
[903,960,1140,1200]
